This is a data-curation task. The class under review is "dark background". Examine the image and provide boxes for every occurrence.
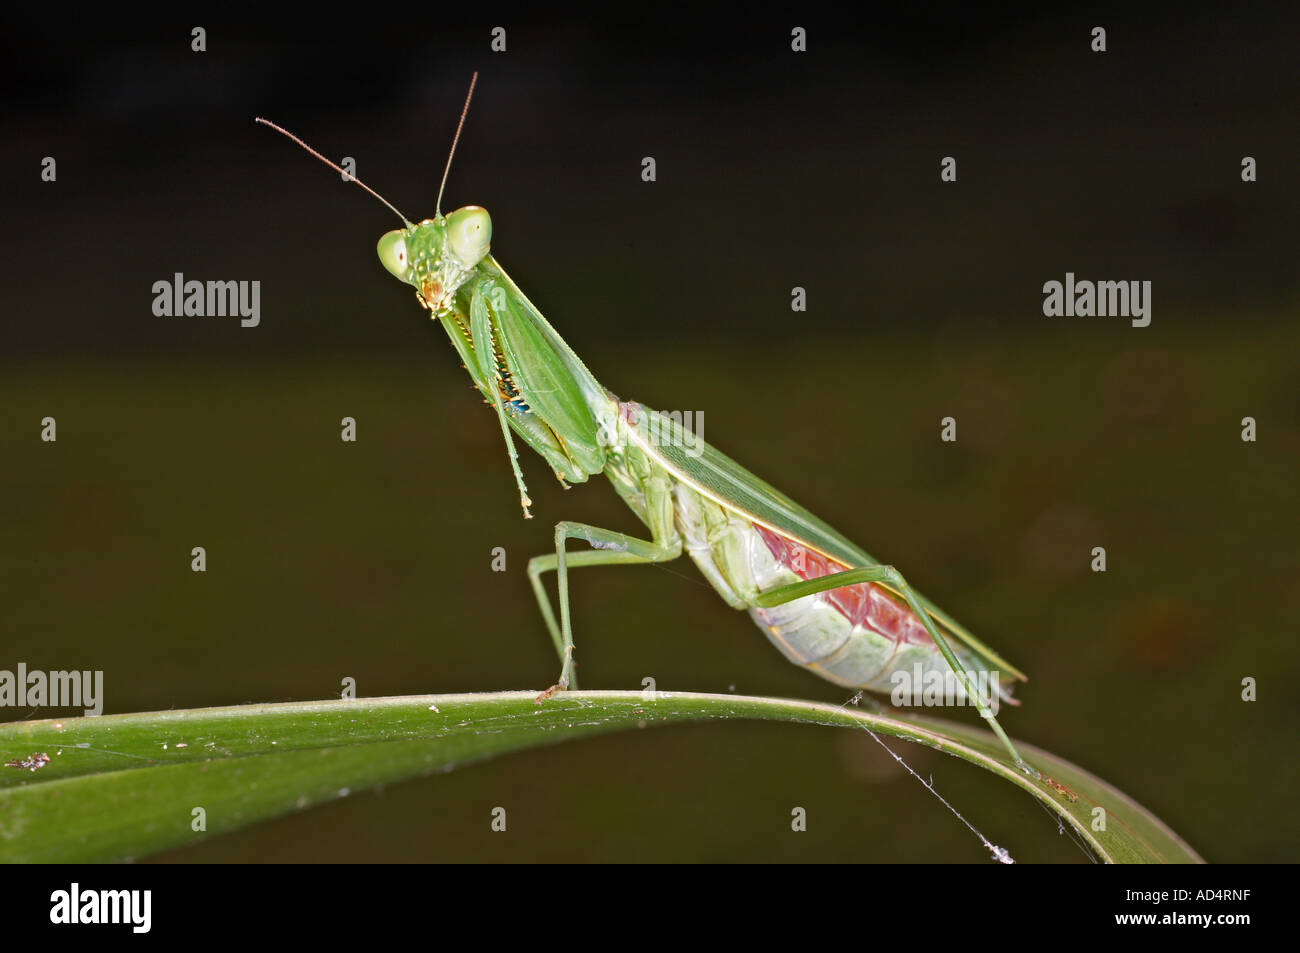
[2,7,1297,861]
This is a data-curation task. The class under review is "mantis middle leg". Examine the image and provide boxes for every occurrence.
[529,475,681,697]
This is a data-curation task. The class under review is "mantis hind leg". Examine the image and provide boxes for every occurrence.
[755,565,1037,777]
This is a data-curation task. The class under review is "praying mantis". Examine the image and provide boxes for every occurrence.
[257,73,1039,777]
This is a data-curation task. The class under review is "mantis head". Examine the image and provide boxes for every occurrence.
[257,73,490,315]
[376,207,492,312]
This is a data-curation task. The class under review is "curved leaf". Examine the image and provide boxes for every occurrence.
[0,691,1202,863]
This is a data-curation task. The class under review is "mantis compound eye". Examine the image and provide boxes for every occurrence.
[376,230,409,280]
[445,206,492,266]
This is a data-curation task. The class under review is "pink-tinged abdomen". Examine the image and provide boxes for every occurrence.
[747,524,956,692]
[752,525,934,646]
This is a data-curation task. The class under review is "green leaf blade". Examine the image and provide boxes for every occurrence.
[0,692,1203,863]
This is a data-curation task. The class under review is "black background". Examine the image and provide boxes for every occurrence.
[1,6,1297,862]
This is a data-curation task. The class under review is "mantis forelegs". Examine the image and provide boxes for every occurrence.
[755,565,1036,776]
[469,284,532,517]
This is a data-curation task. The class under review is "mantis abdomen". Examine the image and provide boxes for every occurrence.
[604,403,1007,701]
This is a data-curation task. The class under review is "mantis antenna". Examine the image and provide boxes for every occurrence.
[254,116,412,226]
[436,71,478,217]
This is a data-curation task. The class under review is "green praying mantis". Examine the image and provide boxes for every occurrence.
[257,73,1040,778]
